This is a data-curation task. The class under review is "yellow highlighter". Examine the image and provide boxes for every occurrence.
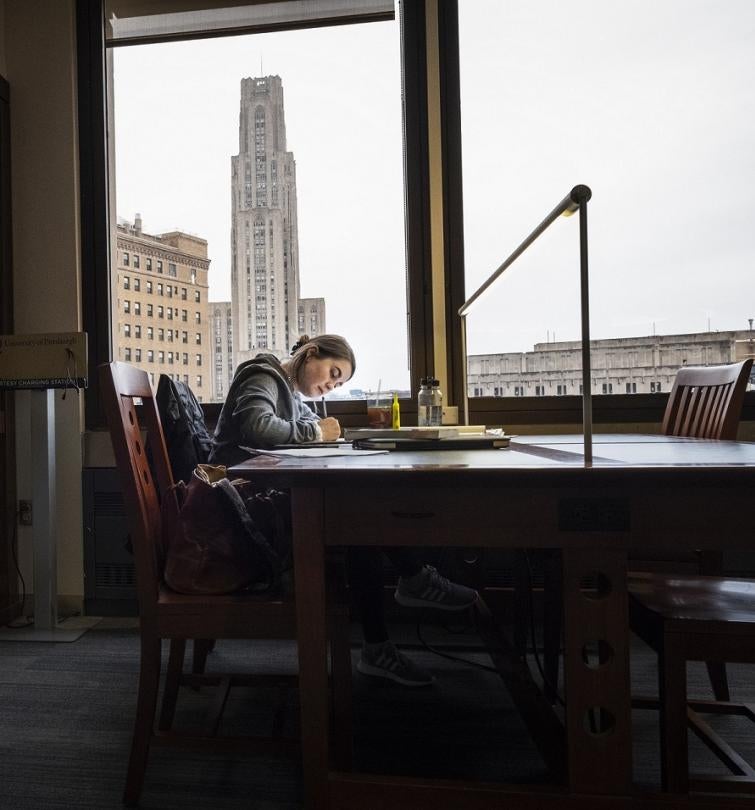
[391,391,401,429]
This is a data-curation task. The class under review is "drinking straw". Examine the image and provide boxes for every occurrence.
[375,379,382,406]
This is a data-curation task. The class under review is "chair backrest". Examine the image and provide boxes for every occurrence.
[99,361,176,617]
[662,359,752,440]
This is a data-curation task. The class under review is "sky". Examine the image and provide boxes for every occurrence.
[112,1,755,397]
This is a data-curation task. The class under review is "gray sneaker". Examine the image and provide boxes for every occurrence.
[395,565,478,611]
[357,641,435,687]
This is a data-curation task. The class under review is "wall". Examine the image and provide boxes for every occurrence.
[0,1,7,77]
[4,0,85,610]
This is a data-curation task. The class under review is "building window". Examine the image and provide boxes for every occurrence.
[602,383,613,394]
[124,347,131,361]
[123,300,130,313]
[169,262,177,277]
[167,308,173,320]
[182,331,188,344]
[134,301,141,315]
[157,260,163,273]
[196,353,202,366]
[195,312,201,324]
[147,303,153,317]
[158,328,164,341]
[183,352,188,365]
[157,283,163,296]
[124,323,131,337]
[123,275,130,289]
[147,350,154,363]
[133,254,140,268]
[181,287,187,300]
[626,382,636,394]
[147,326,154,340]
[158,306,164,318]
[196,375,202,387]
[135,348,141,362]
[146,257,152,271]
[133,278,140,292]
[158,351,165,363]
[123,252,129,266]
[146,280,152,294]
[195,332,201,345]
[134,324,141,338]
[166,285,172,298]
[194,290,200,303]
[168,351,174,364]
[182,310,187,322]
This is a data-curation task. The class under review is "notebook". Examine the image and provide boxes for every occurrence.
[351,434,511,451]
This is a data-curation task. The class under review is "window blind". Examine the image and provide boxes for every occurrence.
[105,0,395,45]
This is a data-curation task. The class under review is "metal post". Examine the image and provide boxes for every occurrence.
[578,200,593,466]
[31,388,57,630]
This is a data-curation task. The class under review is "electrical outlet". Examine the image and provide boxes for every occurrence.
[19,500,33,526]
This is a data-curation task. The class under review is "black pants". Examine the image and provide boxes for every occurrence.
[346,547,423,643]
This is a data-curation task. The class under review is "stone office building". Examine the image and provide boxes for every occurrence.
[113,214,211,401]
[210,300,234,402]
[297,297,326,340]
[468,329,755,397]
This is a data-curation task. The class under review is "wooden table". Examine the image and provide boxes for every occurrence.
[230,434,755,809]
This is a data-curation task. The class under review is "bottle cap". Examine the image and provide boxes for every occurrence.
[429,377,440,386]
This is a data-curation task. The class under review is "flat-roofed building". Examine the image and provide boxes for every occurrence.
[468,329,755,397]
[297,297,326,339]
[114,214,212,401]
[210,300,234,402]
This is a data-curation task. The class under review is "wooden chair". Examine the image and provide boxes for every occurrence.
[628,358,754,792]
[517,360,752,706]
[99,361,353,805]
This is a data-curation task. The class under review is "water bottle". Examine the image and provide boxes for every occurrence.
[428,377,443,426]
[417,377,432,426]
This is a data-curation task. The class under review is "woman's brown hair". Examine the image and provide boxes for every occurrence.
[288,334,356,383]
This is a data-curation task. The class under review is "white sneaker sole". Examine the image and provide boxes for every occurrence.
[394,591,478,611]
[356,659,435,687]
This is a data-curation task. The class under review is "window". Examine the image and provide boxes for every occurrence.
[157,283,163,296]
[146,257,152,272]
[147,350,154,363]
[157,260,163,273]
[123,275,130,289]
[183,352,188,365]
[133,254,140,269]
[147,326,154,340]
[167,308,173,320]
[168,351,174,364]
[123,300,130,313]
[158,328,164,341]
[602,383,613,394]
[134,324,141,338]
[194,290,200,304]
[459,2,755,399]
[195,312,201,324]
[169,262,177,277]
[181,310,187,322]
[124,323,130,337]
[147,303,153,317]
[195,332,201,345]
[196,375,202,388]
[158,351,165,363]
[134,301,141,315]
[181,287,187,300]
[135,348,141,362]
[124,347,131,361]
[196,353,202,366]
[133,278,140,292]
[123,252,129,266]
[146,280,152,294]
[158,306,164,318]
[182,331,188,344]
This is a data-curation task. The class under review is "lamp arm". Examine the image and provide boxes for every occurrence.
[459,185,591,317]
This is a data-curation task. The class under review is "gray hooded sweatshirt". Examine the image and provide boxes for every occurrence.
[209,353,321,466]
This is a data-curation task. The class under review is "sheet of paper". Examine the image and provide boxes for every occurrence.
[240,445,389,458]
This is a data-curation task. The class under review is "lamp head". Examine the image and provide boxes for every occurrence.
[562,184,592,216]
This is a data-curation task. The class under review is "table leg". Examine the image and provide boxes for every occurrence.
[292,487,330,810]
[561,547,632,793]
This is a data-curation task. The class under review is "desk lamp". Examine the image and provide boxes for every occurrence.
[458,185,594,464]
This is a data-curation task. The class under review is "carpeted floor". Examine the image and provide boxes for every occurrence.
[0,618,753,809]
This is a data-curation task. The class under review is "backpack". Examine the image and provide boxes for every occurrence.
[156,375,213,485]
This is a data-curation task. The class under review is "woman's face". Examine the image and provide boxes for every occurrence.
[297,352,353,398]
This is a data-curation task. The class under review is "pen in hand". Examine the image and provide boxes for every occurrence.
[321,395,328,418]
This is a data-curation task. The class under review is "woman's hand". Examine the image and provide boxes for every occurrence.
[318,417,342,441]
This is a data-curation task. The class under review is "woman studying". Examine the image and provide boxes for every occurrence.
[210,334,477,686]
